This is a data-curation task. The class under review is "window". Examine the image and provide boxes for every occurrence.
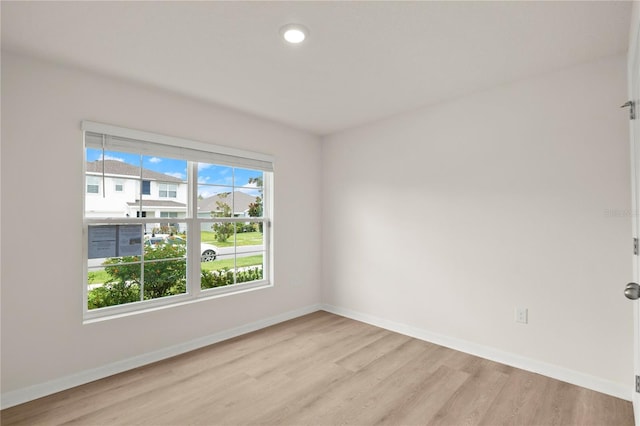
[159,183,177,198]
[87,176,100,194]
[160,212,179,234]
[83,121,273,320]
[114,180,124,192]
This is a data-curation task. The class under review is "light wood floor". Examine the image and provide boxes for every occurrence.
[1,311,634,426]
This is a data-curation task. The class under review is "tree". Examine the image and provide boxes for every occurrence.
[248,196,263,232]
[248,176,263,188]
[247,176,263,232]
[212,193,234,242]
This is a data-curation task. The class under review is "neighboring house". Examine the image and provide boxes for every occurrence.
[197,191,258,218]
[85,159,187,232]
[86,161,260,233]
[197,191,261,232]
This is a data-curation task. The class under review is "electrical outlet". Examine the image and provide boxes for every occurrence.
[515,307,528,324]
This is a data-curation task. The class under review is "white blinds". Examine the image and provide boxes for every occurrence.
[82,121,274,172]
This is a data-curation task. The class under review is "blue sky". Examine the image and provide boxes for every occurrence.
[87,148,262,197]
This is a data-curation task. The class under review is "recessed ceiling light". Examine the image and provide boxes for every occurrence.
[280,24,308,44]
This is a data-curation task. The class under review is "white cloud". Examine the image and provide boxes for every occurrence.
[99,154,124,162]
[200,176,233,186]
[149,157,162,163]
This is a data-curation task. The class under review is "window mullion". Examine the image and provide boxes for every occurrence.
[138,154,144,217]
[188,161,201,298]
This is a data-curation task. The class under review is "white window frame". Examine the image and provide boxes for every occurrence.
[82,121,274,322]
[114,179,124,192]
[86,176,101,194]
[158,182,178,198]
[160,211,179,218]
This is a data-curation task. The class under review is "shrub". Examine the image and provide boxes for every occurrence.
[88,281,140,310]
[88,243,187,309]
[201,266,263,289]
[235,223,255,233]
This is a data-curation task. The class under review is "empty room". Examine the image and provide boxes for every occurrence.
[1,1,639,425]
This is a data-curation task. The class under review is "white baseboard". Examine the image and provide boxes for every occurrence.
[0,304,323,410]
[321,304,632,402]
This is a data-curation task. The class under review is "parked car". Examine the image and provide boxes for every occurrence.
[145,234,218,262]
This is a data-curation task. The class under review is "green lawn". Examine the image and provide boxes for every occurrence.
[201,231,263,247]
[201,255,263,272]
[88,254,263,285]
[88,269,111,284]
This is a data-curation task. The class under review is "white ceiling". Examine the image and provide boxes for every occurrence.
[1,1,632,136]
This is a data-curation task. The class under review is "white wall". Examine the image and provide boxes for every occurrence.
[322,54,633,396]
[0,52,322,399]
[1,47,634,405]
[631,1,639,55]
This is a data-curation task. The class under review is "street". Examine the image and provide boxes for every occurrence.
[88,244,263,268]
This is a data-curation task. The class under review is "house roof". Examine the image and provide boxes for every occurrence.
[198,191,258,214]
[86,160,183,183]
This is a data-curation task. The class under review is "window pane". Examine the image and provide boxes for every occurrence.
[139,156,187,223]
[240,190,263,219]
[88,263,142,309]
[144,224,187,260]
[198,186,234,218]
[199,222,264,248]
[234,168,263,190]
[202,221,234,246]
[230,221,264,252]
[142,156,187,180]
[201,252,234,289]
[142,258,187,301]
[201,252,264,290]
[199,221,264,290]
[87,224,143,259]
[198,163,233,186]
[85,149,142,218]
